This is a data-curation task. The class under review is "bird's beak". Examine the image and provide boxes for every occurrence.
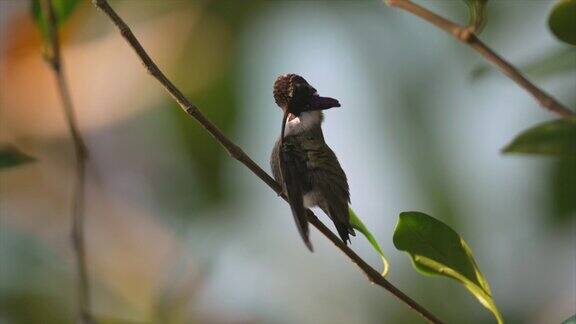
[306,95,341,111]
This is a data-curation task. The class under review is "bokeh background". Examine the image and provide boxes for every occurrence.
[1,0,574,323]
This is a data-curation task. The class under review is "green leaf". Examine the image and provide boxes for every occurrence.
[503,118,576,157]
[563,314,576,324]
[549,0,576,46]
[393,211,503,324]
[31,0,80,39]
[463,0,488,34]
[349,208,389,276]
[0,145,35,170]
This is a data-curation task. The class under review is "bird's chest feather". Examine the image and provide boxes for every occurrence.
[283,111,323,137]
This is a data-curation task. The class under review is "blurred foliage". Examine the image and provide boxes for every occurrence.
[167,75,239,217]
[202,0,266,25]
[30,0,79,38]
[472,41,576,227]
[164,0,267,219]
[550,157,576,224]
[154,269,202,324]
[393,212,502,324]
[0,292,70,324]
[471,47,576,81]
[463,0,488,34]
[0,229,73,323]
[503,118,576,156]
[386,43,470,324]
[348,208,389,276]
[0,144,35,169]
[92,318,147,324]
[548,0,576,45]
[396,78,460,227]
[563,314,576,324]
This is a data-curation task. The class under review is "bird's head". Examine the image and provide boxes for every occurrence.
[273,74,340,116]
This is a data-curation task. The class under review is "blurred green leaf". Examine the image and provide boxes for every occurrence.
[162,0,267,219]
[471,47,576,81]
[463,0,488,34]
[563,314,576,324]
[348,208,389,276]
[0,145,35,169]
[550,157,576,224]
[94,317,147,324]
[30,0,80,39]
[0,228,73,323]
[393,211,502,324]
[0,291,71,324]
[503,118,576,156]
[549,0,576,45]
[167,76,238,215]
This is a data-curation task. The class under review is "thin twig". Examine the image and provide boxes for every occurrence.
[91,0,443,323]
[40,1,93,323]
[385,0,574,118]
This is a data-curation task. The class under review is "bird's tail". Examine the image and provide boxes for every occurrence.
[326,206,356,244]
[288,203,313,251]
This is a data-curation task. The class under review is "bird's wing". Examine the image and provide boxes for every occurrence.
[279,137,313,251]
[308,141,354,243]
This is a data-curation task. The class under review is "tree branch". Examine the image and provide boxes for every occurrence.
[385,0,574,118]
[91,0,443,323]
[40,1,93,323]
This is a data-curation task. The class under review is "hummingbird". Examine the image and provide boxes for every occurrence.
[270,74,355,251]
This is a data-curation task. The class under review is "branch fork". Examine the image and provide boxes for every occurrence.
[385,0,573,117]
